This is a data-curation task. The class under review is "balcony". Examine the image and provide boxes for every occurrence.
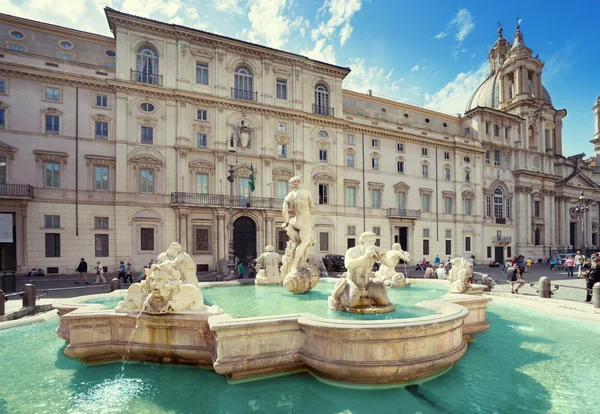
[0,184,34,199]
[387,208,421,219]
[130,69,163,86]
[492,236,512,244]
[313,104,334,117]
[231,88,257,102]
[171,192,283,210]
[495,218,507,224]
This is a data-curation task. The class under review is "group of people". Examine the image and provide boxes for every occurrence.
[74,258,141,285]
[235,256,258,279]
[550,251,585,279]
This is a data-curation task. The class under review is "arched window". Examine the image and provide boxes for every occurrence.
[528,125,535,147]
[136,45,159,84]
[234,65,254,100]
[493,124,500,137]
[314,83,330,115]
[494,188,504,218]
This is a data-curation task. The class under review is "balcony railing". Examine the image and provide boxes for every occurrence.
[131,69,163,86]
[171,192,283,209]
[231,88,258,102]
[492,236,512,244]
[313,104,334,117]
[387,208,421,219]
[0,184,34,198]
[495,218,507,224]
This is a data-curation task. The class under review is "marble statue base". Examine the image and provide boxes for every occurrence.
[255,269,283,285]
[377,274,410,288]
[282,265,319,294]
[328,299,396,314]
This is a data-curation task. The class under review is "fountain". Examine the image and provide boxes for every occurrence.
[254,245,282,285]
[374,242,411,288]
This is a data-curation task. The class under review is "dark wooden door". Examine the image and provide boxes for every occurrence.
[494,246,504,264]
[233,217,257,263]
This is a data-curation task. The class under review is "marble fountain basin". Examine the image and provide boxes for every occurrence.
[56,279,491,385]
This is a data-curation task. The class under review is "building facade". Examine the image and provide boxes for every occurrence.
[0,10,598,273]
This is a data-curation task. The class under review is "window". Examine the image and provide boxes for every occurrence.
[0,158,5,184]
[445,240,452,256]
[347,238,356,248]
[276,180,288,199]
[319,130,328,138]
[397,160,404,174]
[276,79,287,99]
[314,83,330,115]
[196,63,208,85]
[96,94,108,107]
[140,103,155,112]
[277,122,286,132]
[95,234,109,257]
[485,122,490,134]
[94,166,109,191]
[104,62,116,69]
[494,188,504,218]
[277,229,287,252]
[486,195,492,217]
[197,133,208,148]
[465,170,471,183]
[8,43,25,52]
[464,127,470,135]
[347,225,356,236]
[45,233,61,257]
[422,164,429,178]
[444,151,450,160]
[397,142,404,152]
[319,232,329,252]
[494,124,500,137]
[371,190,381,209]
[534,200,540,218]
[44,215,60,228]
[59,40,73,49]
[421,147,428,156]
[44,162,60,188]
[397,192,406,210]
[193,225,212,254]
[464,199,472,215]
[238,178,251,198]
[371,157,379,170]
[487,246,492,257]
[505,126,510,139]
[58,53,73,61]
[105,50,116,57]
[494,150,501,166]
[141,126,153,144]
[463,156,471,163]
[444,198,453,214]
[346,153,354,167]
[94,217,109,229]
[95,122,108,140]
[234,65,254,99]
[423,239,430,256]
[0,109,5,129]
[140,228,154,251]
[423,228,430,237]
[504,153,510,169]
[346,134,355,144]
[0,80,5,94]
[45,115,59,134]
[136,45,159,85]
[278,144,287,158]
[371,138,379,148]
[506,198,511,219]
[465,236,471,251]
[140,169,154,194]
[422,194,430,212]
[45,87,60,101]
[485,150,490,164]
[443,230,451,239]
[10,31,24,39]
[346,187,356,207]
[319,149,328,163]
[444,168,451,181]
[318,184,329,204]
[195,173,209,194]
[197,109,208,120]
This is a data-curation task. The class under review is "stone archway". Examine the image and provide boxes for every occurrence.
[234,216,257,263]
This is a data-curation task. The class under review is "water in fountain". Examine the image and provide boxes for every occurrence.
[117,309,144,379]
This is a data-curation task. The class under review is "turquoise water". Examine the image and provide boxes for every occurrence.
[81,297,123,310]
[1,301,599,413]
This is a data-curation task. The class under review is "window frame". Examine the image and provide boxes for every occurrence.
[94,94,109,108]
[44,215,61,229]
[196,133,208,149]
[371,189,381,209]
[140,227,155,251]
[94,217,109,230]
[93,166,110,192]
[44,86,61,102]
[346,134,355,144]
[43,161,60,189]
[95,121,109,140]
[318,183,329,205]
[277,143,287,158]
[371,157,380,171]
[139,168,155,194]
[195,62,209,85]
[197,109,208,121]
[346,153,355,168]
[276,78,288,100]
[45,115,60,135]
[345,187,356,207]
[319,149,328,163]
[141,126,154,145]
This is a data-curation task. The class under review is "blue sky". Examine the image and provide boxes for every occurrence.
[4,0,598,156]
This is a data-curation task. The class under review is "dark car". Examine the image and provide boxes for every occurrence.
[323,255,346,272]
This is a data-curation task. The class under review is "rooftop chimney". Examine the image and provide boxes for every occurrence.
[368,89,372,96]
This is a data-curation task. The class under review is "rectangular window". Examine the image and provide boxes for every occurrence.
[238,178,250,198]
[444,198,452,214]
[347,238,356,249]
[277,229,287,252]
[465,170,470,183]
[196,63,209,85]
[371,138,379,148]
[423,239,430,256]
[278,122,286,132]
[346,153,354,167]
[0,109,5,129]
[347,225,356,236]
[95,95,108,107]
[494,124,500,136]
[95,234,109,257]
[319,232,329,252]
[423,228,430,238]
[534,200,540,218]
[397,142,404,152]
[421,147,428,156]
[276,79,287,100]
[58,53,73,61]
[504,153,510,169]
[197,133,208,148]
[94,217,109,229]
[505,126,510,139]
[44,215,60,228]
[319,149,328,163]
[0,80,5,94]
[45,233,61,257]
[45,87,60,101]
[94,166,109,191]
[346,187,356,207]
[140,228,154,251]
[371,190,381,209]
[397,192,406,210]
[506,198,511,219]
[487,246,492,258]
[95,121,108,140]
[193,225,212,254]
[9,43,25,52]
[445,240,451,256]
[140,169,154,194]
[422,194,430,212]
[104,62,116,69]
[397,161,404,174]
[373,226,381,236]
[0,157,6,184]
[486,195,492,217]
[485,151,490,164]
[444,151,450,160]
[464,127,470,135]
[485,122,490,134]
[276,180,288,199]
[464,199,472,215]
[197,109,208,120]
[141,126,153,144]
[371,158,379,170]
[45,115,59,134]
[422,164,429,178]
[278,144,287,158]
[346,134,355,144]
[44,162,60,188]
[318,184,329,205]
[465,236,471,251]
[444,169,451,181]
[494,150,501,166]
[445,229,452,238]
[195,173,209,194]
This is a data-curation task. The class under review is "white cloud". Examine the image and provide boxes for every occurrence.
[340,21,353,46]
[434,8,475,56]
[211,0,244,14]
[245,0,292,49]
[301,38,337,64]
[434,31,447,40]
[410,64,419,72]
[311,0,361,44]
[425,61,488,115]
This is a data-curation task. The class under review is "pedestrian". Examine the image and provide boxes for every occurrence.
[525,257,533,273]
[124,262,133,283]
[248,259,257,279]
[424,265,434,279]
[434,264,446,279]
[584,254,600,302]
[138,266,148,281]
[565,255,575,279]
[574,250,584,278]
[236,262,245,279]
[95,261,106,284]
[550,256,558,270]
[506,265,526,294]
[434,255,440,266]
[118,261,126,281]
[75,258,90,284]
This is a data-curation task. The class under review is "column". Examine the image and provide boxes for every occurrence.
[558,197,564,246]
[514,68,522,95]
[498,75,504,103]
[525,191,532,244]
[564,200,571,247]
[178,211,188,251]
[543,195,551,245]
[521,66,528,95]
[587,205,593,247]
[551,196,557,245]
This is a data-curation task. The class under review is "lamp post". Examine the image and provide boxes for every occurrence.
[226,134,237,279]
[572,190,590,251]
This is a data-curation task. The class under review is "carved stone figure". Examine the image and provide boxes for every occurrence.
[255,245,282,285]
[328,232,395,314]
[448,257,474,293]
[281,176,319,293]
[236,121,252,150]
[374,243,411,288]
[156,242,199,286]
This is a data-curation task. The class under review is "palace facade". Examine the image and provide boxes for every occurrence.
[0,9,598,273]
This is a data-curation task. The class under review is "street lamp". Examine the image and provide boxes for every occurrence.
[226,134,237,279]
[572,190,590,251]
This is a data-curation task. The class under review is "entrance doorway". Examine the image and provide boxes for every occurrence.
[569,222,576,248]
[394,227,408,251]
[494,246,504,264]
[233,216,257,264]
[0,213,16,270]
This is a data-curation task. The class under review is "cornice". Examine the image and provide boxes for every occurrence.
[0,63,114,91]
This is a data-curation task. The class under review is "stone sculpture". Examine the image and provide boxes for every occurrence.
[255,245,282,285]
[447,257,474,293]
[328,232,395,314]
[280,176,319,293]
[374,243,411,287]
[115,243,218,314]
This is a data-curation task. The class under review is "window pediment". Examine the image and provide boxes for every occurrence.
[313,172,335,184]
[92,113,111,122]
[273,167,293,181]
[193,123,211,133]
[34,149,68,164]
[189,159,214,173]
[371,151,381,159]
[318,140,330,149]
[419,187,433,195]
[442,191,456,199]
[394,182,410,193]
[234,164,257,178]
[344,179,360,189]
[275,133,289,144]
[137,115,158,127]
[345,148,356,155]
[0,141,16,160]
[131,154,162,170]
[462,190,475,200]
[273,66,291,75]
[42,107,63,116]
[85,154,116,167]
[191,48,213,59]
[368,182,384,191]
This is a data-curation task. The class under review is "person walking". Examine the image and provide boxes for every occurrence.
[124,262,133,283]
[525,257,533,273]
[584,254,600,302]
[575,251,584,278]
[95,261,106,284]
[424,265,434,279]
[434,255,440,266]
[118,261,126,281]
[565,255,575,279]
[236,262,245,279]
[74,258,90,285]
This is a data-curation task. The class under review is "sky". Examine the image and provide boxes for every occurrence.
[2,0,598,156]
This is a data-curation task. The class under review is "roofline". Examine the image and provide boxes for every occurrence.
[104,7,351,78]
[0,13,114,44]
[464,106,524,121]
